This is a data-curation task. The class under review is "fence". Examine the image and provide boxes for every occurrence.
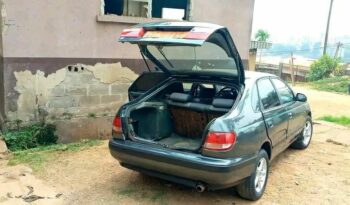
[256,63,309,82]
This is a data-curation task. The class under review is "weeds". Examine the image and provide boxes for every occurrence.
[319,115,350,126]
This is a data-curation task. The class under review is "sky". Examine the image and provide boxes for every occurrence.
[252,0,350,44]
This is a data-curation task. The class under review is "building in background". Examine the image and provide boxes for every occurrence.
[0,0,255,142]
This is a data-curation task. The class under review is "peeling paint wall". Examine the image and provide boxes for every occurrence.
[7,63,138,122]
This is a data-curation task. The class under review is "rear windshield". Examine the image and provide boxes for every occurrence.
[146,33,237,74]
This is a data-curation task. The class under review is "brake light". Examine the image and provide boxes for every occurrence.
[203,132,236,151]
[184,28,213,40]
[113,116,122,134]
[120,28,145,38]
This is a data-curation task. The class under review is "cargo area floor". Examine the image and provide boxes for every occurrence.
[156,133,202,150]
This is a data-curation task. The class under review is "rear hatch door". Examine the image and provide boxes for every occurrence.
[119,22,245,86]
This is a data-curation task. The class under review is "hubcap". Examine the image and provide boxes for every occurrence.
[302,121,312,145]
[254,158,267,193]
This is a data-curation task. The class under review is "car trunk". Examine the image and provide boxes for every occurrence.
[126,81,237,151]
[128,102,225,151]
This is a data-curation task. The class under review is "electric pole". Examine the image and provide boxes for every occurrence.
[323,0,334,55]
[334,42,343,58]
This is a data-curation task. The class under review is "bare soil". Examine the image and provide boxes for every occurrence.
[1,87,350,205]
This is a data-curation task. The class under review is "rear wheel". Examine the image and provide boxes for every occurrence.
[236,149,269,201]
[290,117,313,149]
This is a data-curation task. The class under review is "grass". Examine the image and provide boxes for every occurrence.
[319,115,350,127]
[8,140,103,172]
[308,76,350,94]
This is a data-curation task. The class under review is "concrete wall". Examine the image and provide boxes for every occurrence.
[0,0,255,142]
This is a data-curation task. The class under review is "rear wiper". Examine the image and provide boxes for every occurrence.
[157,48,174,68]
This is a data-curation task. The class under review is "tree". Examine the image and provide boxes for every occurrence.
[307,55,342,81]
[255,29,270,42]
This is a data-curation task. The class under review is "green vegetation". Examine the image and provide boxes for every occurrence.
[3,123,58,151]
[8,140,102,172]
[88,113,96,118]
[307,55,344,81]
[308,76,349,93]
[319,116,350,127]
[255,29,270,42]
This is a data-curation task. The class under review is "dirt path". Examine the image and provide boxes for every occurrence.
[293,86,350,119]
[1,87,350,204]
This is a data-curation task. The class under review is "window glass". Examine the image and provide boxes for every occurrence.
[257,79,281,110]
[271,78,294,104]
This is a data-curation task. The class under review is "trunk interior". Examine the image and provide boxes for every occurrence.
[127,81,239,151]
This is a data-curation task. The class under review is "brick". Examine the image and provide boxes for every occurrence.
[111,84,130,95]
[101,95,121,104]
[89,84,109,95]
[48,96,78,108]
[65,86,87,95]
[79,96,100,107]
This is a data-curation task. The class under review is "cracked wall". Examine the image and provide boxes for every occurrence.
[7,63,138,122]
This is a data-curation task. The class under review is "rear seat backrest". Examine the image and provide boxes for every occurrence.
[210,98,234,112]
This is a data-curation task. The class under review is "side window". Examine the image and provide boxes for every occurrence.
[271,78,294,104]
[257,79,281,110]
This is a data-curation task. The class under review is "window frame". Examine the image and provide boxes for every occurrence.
[100,0,192,23]
[270,77,295,105]
[256,77,283,112]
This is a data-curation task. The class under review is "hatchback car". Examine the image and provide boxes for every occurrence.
[109,22,312,200]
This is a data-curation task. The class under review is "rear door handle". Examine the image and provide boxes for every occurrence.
[267,121,274,128]
[288,112,293,119]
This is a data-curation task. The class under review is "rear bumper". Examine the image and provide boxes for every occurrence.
[109,139,256,190]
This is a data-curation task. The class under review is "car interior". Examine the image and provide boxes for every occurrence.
[128,81,239,151]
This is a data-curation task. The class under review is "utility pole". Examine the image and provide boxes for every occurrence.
[290,52,295,86]
[334,42,343,58]
[323,0,334,55]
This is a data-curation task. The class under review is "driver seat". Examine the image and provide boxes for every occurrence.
[190,83,215,104]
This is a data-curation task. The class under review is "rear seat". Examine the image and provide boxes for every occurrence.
[167,92,234,113]
[167,92,234,137]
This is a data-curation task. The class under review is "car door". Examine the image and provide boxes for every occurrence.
[257,78,289,155]
[271,78,306,141]
[128,72,169,101]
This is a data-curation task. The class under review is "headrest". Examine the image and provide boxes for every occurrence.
[212,98,234,109]
[170,93,192,103]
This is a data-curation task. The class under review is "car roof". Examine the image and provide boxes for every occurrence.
[245,71,276,81]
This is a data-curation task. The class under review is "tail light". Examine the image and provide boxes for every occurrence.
[113,116,122,134]
[184,27,213,40]
[203,132,236,151]
[120,28,145,38]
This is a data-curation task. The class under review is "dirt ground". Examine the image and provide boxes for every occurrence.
[1,87,350,205]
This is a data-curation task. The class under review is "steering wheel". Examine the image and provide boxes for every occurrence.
[215,87,237,98]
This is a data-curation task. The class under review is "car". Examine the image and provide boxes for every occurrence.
[109,22,312,201]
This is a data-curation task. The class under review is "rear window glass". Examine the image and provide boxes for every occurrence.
[146,33,237,74]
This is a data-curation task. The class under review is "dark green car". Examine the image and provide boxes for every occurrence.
[109,22,312,201]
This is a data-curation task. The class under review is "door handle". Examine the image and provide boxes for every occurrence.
[288,113,293,119]
[267,121,274,128]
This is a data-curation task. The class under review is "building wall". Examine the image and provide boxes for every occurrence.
[0,0,255,141]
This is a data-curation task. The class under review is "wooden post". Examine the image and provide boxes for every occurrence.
[290,52,295,86]
[278,62,283,78]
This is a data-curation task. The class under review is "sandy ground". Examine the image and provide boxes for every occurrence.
[1,87,350,205]
[293,85,350,119]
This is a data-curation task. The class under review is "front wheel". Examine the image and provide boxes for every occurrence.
[290,117,313,149]
[236,149,269,201]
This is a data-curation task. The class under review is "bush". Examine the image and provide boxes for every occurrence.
[307,55,342,81]
[3,123,58,151]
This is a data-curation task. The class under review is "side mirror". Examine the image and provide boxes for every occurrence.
[296,93,307,102]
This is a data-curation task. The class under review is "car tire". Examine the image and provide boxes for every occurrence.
[290,117,313,149]
[236,149,269,201]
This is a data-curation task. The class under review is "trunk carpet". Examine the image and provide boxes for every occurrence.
[157,133,202,150]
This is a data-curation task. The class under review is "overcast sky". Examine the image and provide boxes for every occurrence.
[252,0,350,44]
